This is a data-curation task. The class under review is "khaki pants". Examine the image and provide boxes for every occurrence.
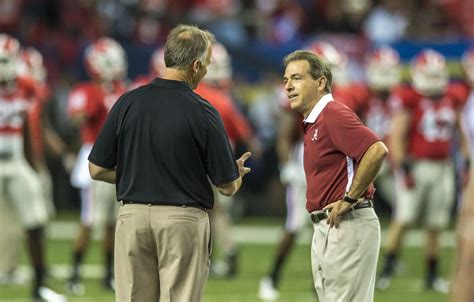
[115,204,211,302]
[311,208,380,302]
[451,163,474,302]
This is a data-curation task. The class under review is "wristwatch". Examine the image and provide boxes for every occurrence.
[343,192,358,204]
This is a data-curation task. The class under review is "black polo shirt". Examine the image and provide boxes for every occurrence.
[88,78,239,209]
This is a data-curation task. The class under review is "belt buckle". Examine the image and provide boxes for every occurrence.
[311,209,329,224]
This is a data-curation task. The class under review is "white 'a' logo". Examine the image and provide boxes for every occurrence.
[311,129,318,141]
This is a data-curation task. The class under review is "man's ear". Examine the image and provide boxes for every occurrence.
[318,76,327,92]
[192,60,201,73]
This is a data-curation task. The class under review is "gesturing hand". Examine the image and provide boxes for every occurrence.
[237,152,252,177]
[323,200,353,228]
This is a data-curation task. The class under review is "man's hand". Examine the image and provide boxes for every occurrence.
[323,200,353,228]
[237,152,252,177]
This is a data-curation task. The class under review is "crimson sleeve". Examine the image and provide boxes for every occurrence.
[326,103,381,163]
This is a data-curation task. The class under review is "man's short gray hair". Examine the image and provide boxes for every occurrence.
[164,24,215,69]
[283,50,333,93]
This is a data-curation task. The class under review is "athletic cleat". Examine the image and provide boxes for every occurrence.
[0,270,29,285]
[65,279,85,296]
[226,249,239,278]
[427,277,449,294]
[33,286,68,302]
[376,275,392,291]
[258,277,279,301]
[209,260,229,278]
[103,276,115,291]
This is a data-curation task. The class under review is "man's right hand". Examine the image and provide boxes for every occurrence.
[237,152,252,177]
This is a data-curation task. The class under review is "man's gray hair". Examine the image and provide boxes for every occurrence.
[164,24,215,69]
[283,50,333,93]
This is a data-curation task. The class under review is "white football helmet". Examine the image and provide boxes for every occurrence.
[85,37,127,82]
[410,49,448,96]
[305,41,349,85]
[461,47,474,85]
[204,41,232,86]
[0,34,20,82]
[18,47,47,83]
[365,46,401,91]
[150,47,166,77]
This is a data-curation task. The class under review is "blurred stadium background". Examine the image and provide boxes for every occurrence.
[1,0,473,301]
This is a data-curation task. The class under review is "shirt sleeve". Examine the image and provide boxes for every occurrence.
[88,102,119,169]
[327,103,381,163]
[202,102,240,185]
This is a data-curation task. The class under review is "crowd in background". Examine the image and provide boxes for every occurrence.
[0,0,472,213]
[0,0,473,301]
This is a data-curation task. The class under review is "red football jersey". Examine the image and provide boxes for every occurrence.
[68,81,126,144]
[27,80,50,161]
[195,83,252,149]
[446,81,471,107]
[0,76,38,136]
[389,85,464,160]
[303,94,380,212]
[129,75,151,91]
[333,83,370,118]
[363,89,393,143]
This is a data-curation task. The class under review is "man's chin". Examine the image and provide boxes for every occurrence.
[289,102,300,112]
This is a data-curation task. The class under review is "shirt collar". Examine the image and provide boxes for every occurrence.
[303,93,334,124]
[151,77,192,90]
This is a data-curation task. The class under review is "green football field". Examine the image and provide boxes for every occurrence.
[0,220,454,302]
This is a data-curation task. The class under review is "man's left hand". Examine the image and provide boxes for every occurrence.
[323,200,353,228]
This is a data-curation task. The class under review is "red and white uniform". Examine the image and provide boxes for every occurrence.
[26,82,50,163]
[361,87,396,205]
[390,86,463,160]
[390,85,464,228]
[0,77,38,138]
[0,77,49,228]
[129,75,151,91]
[195,83,252,149]
[276,86,308,232]
[68,81,126,225]
[364,93,392,142]
[333,83,369,118]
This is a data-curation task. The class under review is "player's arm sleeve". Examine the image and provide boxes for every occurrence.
[202,103,240,186]
[88,103,119,169]
[327,105,381,163]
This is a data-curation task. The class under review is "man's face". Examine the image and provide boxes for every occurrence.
[283,60,323,116]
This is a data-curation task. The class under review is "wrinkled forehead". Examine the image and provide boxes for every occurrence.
[284,60,310,78]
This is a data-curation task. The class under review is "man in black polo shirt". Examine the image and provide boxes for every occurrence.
[88,24,251,302]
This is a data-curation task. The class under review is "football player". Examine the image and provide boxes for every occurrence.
[0,34,67,302]
[194,41,261,278]
[66,37,128,295]
[362,46,402,205]
[377,49,470,292]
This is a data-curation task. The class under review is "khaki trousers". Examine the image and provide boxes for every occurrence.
[115,204,210,302]
[451,163,474,302]
[311,208,380,302]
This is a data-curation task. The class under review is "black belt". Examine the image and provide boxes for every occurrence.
[120,200,208,211]
[310,200,373,224]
